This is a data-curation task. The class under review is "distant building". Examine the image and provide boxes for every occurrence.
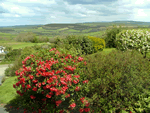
[0,46,5,53]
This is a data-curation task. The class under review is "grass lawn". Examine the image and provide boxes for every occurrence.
[0,40,48,49]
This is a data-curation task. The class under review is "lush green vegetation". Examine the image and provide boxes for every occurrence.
[0,22,150,112]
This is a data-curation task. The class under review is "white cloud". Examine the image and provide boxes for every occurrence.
[15,14,20,17]
[1,13,20,17]
[50,16,56,18]
[0,2,36,16]
[10,0,56,4]
[1,0,150,26]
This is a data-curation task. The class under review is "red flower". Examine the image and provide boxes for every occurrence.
[56,100,62,107]
[13,84,16,88]
[16,82,20,86]
[42,82,45,85]
[84,108,90,112]
[69,103,76,109]
[46,94,52,98]
[75,86,80,91]
[32,79,38,83]
[41,91,44,94]
[30,95,36,99]
[29,75,34,80]
[27,84,31,89]
[65,94,70,98]
[32,87,37,92]
[79,108,84,113]
[83,80,89,84]
[22,84,25,88]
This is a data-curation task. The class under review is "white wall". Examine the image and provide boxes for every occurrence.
[0,46,5,53]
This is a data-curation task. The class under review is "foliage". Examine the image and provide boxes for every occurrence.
[4,43,57,78]
[80,49,150,112]
[53,34,95,56]
[14,32,38,43]
[4,49,22,61]
[37,36,49,43]
[10,47,93,112]
[102,25,126,48]
[4,46,38,77]
[87,36,105,53]
[115,29,150,58]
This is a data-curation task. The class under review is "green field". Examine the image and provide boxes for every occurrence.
[0,41,48,49]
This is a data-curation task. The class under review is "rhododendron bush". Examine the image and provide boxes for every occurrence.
[12,47,96,113]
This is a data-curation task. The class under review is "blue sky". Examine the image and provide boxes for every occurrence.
[0,0,150,27]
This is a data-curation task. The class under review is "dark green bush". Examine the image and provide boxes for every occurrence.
[4,49,22,61]
[103,25,129,48]
[53,34,95,56]
[79,49,150,112]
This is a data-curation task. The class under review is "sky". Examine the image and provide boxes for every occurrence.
[0,0,150,27]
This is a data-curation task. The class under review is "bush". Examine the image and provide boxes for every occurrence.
[53,34,95,56]
[49,35,68,43]
[87,36,106,53]
[80,49,150,112]
[14,32,38,43]
[37,36,49,43]
[4,49,22,61]
[103,25,127,48]
[7,45,92,113]
[115,29,150,58]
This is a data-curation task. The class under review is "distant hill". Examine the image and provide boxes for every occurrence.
[1,21,150,28]
[111,20,150,26]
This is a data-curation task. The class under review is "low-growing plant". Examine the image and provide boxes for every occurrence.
[80,49,150,113]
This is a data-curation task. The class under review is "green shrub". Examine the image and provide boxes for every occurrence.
[14,32,38,43]
[53,34,95,56]
[4,49,22,61]
[37,36,49,43]
[80,49,150,112]
[103,25,126,48]
[87,36,106,52]
[4,66,12,78]
[4,46,37,77]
